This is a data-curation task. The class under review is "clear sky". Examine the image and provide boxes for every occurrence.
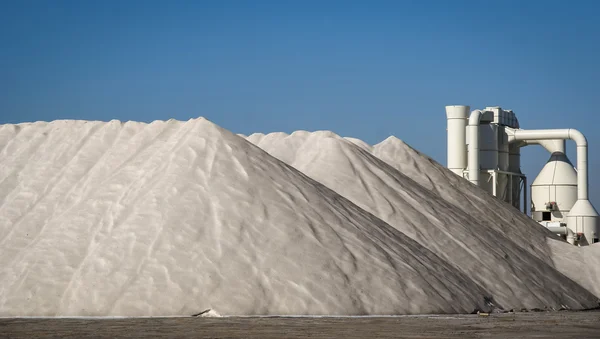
[1,0,599,207]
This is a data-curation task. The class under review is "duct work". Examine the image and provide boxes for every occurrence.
[445,105,599,245]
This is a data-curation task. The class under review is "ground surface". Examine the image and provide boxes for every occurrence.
[2,312,600,339]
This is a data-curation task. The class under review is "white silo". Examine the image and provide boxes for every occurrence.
[508,144,523,209]
[567,200,600,245]
[477,121,499,196]
[497,125,510,200]
[445,105,469,177]
[463,106,523,209]
[530,152,578,223]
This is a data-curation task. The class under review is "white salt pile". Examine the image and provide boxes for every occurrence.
[0,118,598,317]
[248,131,600,307]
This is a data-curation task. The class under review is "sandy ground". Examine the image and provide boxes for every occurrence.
[2,312,600,338]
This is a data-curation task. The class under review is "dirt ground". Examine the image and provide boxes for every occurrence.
[2,312,600,339]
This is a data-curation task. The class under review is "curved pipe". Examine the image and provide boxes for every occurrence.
[546,226,576,245]
[510,129,588,200]
[518,139,565,154]
[467,110,483,186]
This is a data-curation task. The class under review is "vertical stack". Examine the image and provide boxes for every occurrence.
[445,106,524,210]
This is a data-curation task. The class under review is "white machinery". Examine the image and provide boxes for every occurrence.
[445,105,599,245]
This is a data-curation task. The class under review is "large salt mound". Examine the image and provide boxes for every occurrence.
[0,119,497,316]
[248,131,600,310]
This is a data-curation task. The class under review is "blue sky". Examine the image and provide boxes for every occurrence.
[1,0,599,207]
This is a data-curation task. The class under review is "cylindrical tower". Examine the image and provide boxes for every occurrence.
[531,152,578,223]
[508,143,522,209]
[566,200,600,245]
[477,123,498,195]
[445,105,469,177]
[497,126,510,203]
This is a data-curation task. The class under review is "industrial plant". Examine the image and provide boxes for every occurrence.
[446,105,599,245]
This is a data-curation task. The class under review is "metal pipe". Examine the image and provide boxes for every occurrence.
[519,139,566,154]
[483,169,525,177]
[508,175,513,206]
[546,226,576,245]
[510,129,588,200]
[467,110,483,186]
[523,176,527,215]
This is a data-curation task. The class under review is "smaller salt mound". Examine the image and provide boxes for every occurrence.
[549,240,600,299]
[371,136,600,301]
[371,136,554,259]
[248,131,599,311]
